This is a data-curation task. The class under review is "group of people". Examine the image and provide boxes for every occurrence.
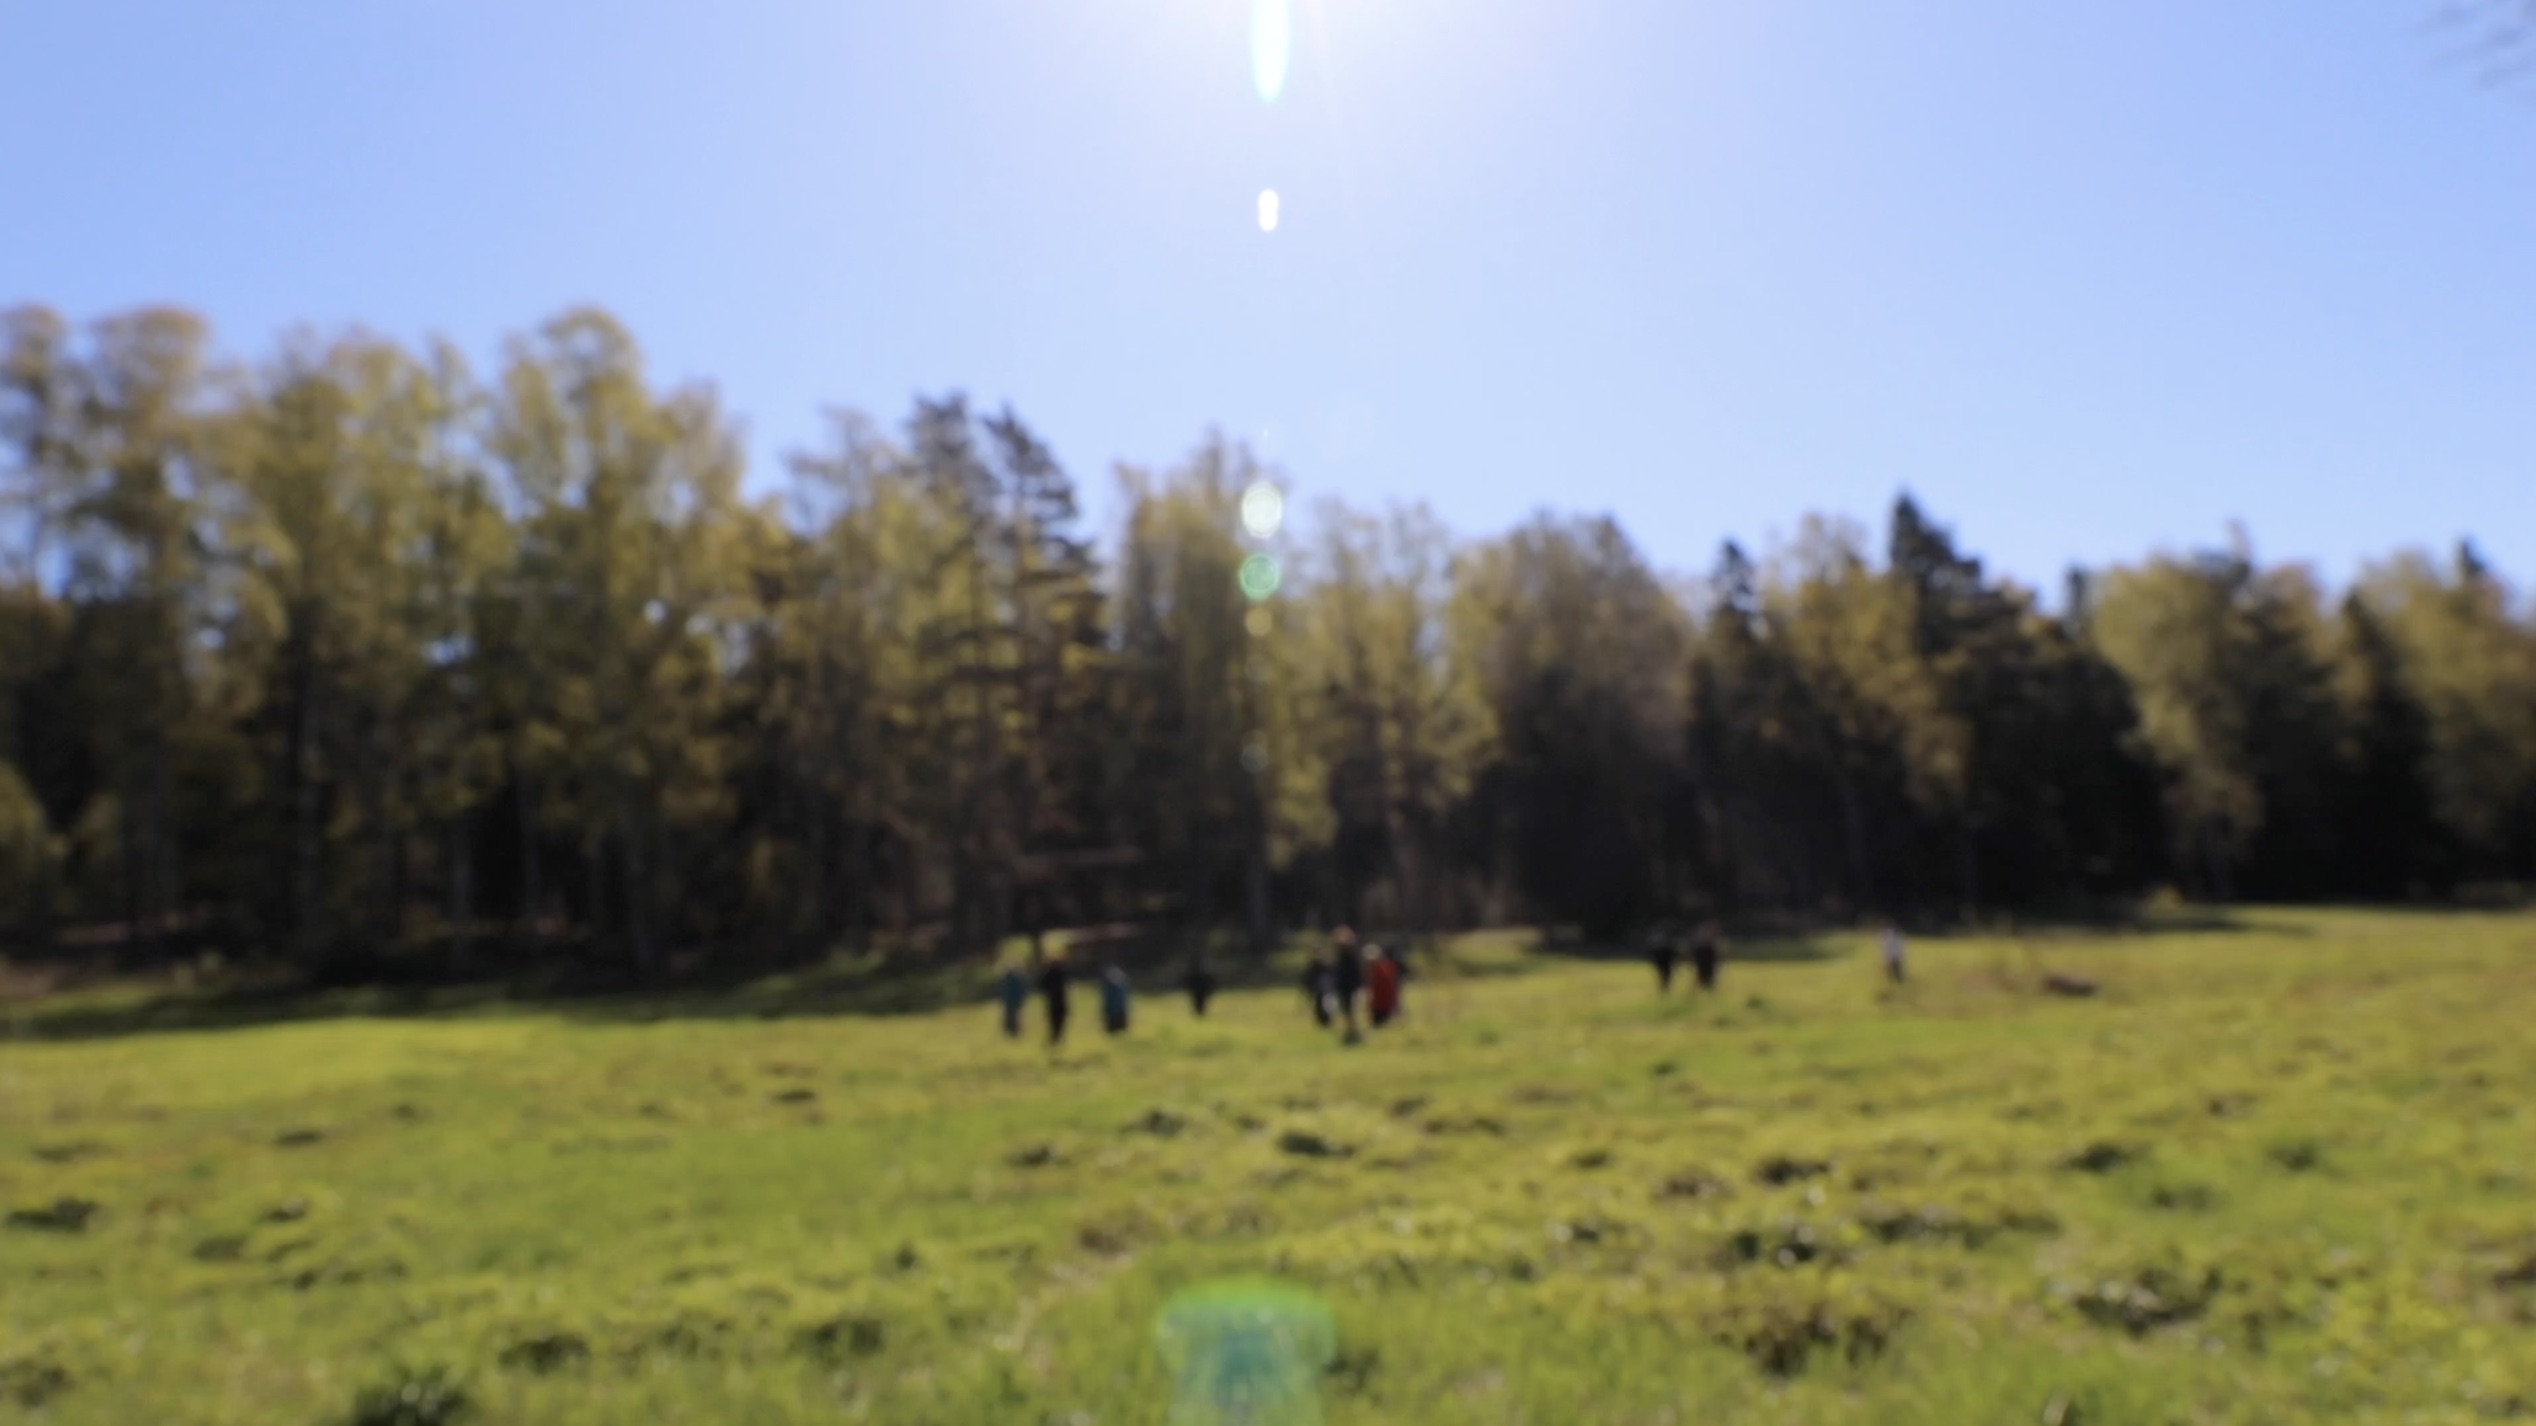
[991,925,1406,1048]
[1647,919,1726,992]
[995,949,1229,1046]
[1644,917,1909,989]
[996,953,1133,1046]
[1300,926,1403,1045]
[1000,915,1910,1046]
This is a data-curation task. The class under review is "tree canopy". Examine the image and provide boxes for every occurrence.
[4,304,2531,973]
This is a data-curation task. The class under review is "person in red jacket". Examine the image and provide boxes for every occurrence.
[1366,945,1403,1028]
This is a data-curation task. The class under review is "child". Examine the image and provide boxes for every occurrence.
[1367,945,1402,1027]
[1878,921,1907,986]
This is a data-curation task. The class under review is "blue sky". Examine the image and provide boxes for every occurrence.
[5,0,2532,590]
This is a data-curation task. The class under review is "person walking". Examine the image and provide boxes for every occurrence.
[1183,956,1218,1017]
[1100,963,1132,1035]
[1366,944,1402,1028]
[1302,949,1334,1028]
[1690,919,1722,992]
[997,960,1030,1038]
[1878,921,1907,986]
[1330,927,1366,1043]
[1039,951,1072,1046]
[1648,926,1679,992]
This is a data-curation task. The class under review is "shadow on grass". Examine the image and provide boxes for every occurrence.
[13,899,2485,1041]
[1524,931,1849,968]
[2000,904,2313,941]
[1,928,1335,1041]
[1517,900,2335,971]
[5,978,510,1041]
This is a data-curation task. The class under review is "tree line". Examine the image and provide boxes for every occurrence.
[3,304,2531,976]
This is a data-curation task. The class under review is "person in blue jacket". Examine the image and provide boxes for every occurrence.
[1100,963,1132,1035]
[997,960,1030,1038]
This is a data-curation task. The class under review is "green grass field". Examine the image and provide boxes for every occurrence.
[4,909,2534,1425]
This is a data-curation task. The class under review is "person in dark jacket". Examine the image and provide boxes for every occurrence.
[1690,919,1722,992]
[1302,950,1334,1027]
[1330,927,1365,1042]
[1100,963,1132,1035]
[1648,926,1679,992]
[1039,953,1072,1046]
[1184,957,1218,1017]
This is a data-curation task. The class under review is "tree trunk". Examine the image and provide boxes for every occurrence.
[1247,854,1270,957]
[807,776,832,943]
[515,767,542,941]
[26,826,57,955]
[387,816,408,944]
[1957,819,1980,921]
[448,816,473,972]
[620,802,656,972]
[1837,771,1873,916]
[849,816,876,956]
[283,640,321,957]
[119,769,145,965]
[366,723,399,946]
[145,739,175,963]
[581,831,605,946]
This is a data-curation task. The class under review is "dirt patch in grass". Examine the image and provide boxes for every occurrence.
[1076,1206,1156,1257]
[346,1364,471,1426]
[497,1330,591,1374]
[6,1197,99,1232]
[2060,1140,2144,1174]
[1276,1129,1353,1159]
[1712,1283,1910,1376]
[1753,1154,1830,1186]
[1656,1167,1732,1201]
[2057,1260,2223,1335]
[0,1356,73,1408]
[31,1141,109,1164]
[1717,1217,1842,1270]
[795,1314,886,1364]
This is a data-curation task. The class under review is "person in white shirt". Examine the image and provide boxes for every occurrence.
[1878,921,1907,985]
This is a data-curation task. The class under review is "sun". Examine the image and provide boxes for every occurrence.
[1251,0,1292,104]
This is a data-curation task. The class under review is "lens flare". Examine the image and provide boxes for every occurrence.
[1251,0,1292,104]
[1156,1279,1335,1426]
[1238,553,1282,602]
[1240,482,1285,539]
[1257,189,1281,233]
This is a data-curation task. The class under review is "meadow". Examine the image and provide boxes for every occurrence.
[3,908,2533,1425]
